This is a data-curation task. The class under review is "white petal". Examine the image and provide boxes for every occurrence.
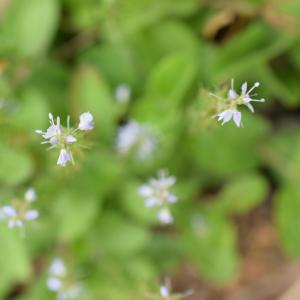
[115,84,131,103]
[241,82,248,95]
[246,103,254,112]
[233,111,242,127]
[25,188,37,202]
[78,112,94,131]
[138,185,153,197]
[66,135,76,143]
[47,277,62,292]
[158,208,173,224]
[49,258,66,276]
[57,149,72,167]
[228,89,238,99]
[160,286,170,298]
[25,210,39,220]
[145,197,161,207]
[2,206,17,217]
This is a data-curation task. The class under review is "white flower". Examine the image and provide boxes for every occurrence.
[57,149,72,167]
[229,79,265,112]
[47,258,81,300]
[24,187,37,203]
[115,84,131,103]
[1,204,38,229]
[49,258,67,277]
[158,208,173,224]
[78,112,94,131]
[116,120,156,159]
[36,113,62,141]
[214,79,265,128]
[36,113,93,167]
[138,170,177,224]
[216,109,242,127]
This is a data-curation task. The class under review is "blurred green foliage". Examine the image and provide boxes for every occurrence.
[1,0,300,299]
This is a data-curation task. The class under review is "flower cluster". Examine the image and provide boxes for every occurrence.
[116,120,157,160]
[47,258,82,300]
[213,79,265,127]
[36,112,94,167]
[0,188,39,234]
[138,170,177,224]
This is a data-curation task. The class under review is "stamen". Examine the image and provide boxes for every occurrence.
[247,82,260,94]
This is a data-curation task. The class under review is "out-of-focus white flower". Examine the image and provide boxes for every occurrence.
[36,112,93,167]
[57,149,72,167]
[0,201,39,230]
[116,120,156,160]
[78,112,94,131]
[214,79,265,128]
[115,84,131,103]
[138,170,177,224]
[216,109,242,127]
[24,187,37,203]
[47,258,82,300]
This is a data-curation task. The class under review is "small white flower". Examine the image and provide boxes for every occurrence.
[57,149,72,167]
[49,258,67,277]
[24,187,37,203]
[47,258,82,300]
[36,113,62,140]
[216,109,242,127]
[214,79,265,128]
[78,112,94,131]
[158,207,173,224]
[116,120,156,159]
[229,79,265,112]
[138,170,177,224]
[115,84,131,103]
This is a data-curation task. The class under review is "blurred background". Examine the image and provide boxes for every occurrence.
[2,0,300,299]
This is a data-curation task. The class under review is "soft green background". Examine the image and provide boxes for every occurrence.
[0,0,300,299]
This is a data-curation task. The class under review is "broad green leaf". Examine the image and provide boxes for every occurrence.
[54,189,99,241]
[96,213,150,256]
[0,228,31,295]
[69,65,117,142]
[275,184,300,257]
[0,143,33,185]
[189,113,270,176]
[0,0,60,57]
[214,174,268,214]
[184,211,238,282]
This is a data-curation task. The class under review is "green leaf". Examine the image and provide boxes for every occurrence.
[0,228,31,295]
[145,51,198,108]
[96,213,150,256]
[184,211,238,282]
[189,113,270,176]
[275,184,300,257]
[54,189,99,241]
[69,65,117,142]
[214,174,268,214]
[0,143,33,185]
[0,0,60,57]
